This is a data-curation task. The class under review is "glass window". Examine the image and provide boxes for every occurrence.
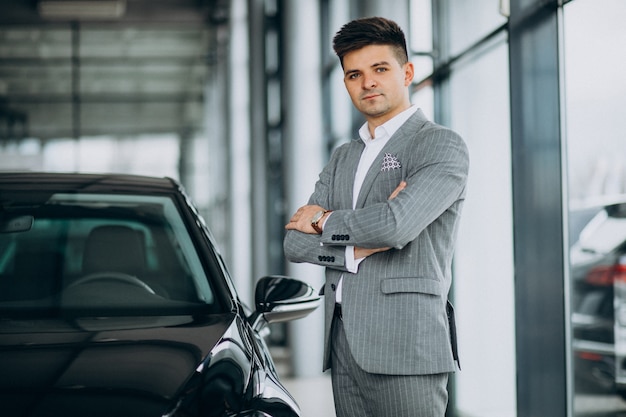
[329,65,353,144]
[0,25,208,175]
[409,0,433,51]
[564,1,626,414]
[42,135,180,177]
[447,0,508,57]
[411,55,434,84]
[410,84,434,121]
[449,39,516,417]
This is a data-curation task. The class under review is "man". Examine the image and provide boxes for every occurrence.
[284,16,469,417]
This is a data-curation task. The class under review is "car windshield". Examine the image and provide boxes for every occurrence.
[0,191,219,317]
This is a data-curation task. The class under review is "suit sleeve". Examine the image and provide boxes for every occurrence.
[283,145,351,272]
[321,126,469,250]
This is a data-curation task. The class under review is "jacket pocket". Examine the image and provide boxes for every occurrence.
[381,277,442,296]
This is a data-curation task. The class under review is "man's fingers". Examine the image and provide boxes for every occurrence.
[388,181,407,200]
[355,246,392,259]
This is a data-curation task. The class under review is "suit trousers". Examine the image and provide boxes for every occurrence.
[330,313,449,417]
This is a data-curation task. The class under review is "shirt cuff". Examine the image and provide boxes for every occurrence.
[345,246,364,273]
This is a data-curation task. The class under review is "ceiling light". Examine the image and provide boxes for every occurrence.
[38,0,127,20]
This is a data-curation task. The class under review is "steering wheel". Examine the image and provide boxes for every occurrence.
[67,272,156,295]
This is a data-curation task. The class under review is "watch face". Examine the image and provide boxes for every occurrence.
[311,210,324,224]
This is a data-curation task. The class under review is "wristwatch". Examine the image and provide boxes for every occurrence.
[311,209,329,234]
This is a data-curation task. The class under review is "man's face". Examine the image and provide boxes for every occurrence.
[342,44,414,126]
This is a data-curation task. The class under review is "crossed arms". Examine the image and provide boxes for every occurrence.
[285,181,406,259]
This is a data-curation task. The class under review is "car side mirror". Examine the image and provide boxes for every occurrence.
[251,275,321,331]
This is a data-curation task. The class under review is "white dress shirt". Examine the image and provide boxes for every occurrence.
[335,105,418,303]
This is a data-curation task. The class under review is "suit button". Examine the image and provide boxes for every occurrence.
[331,284,336,291]
[330,256,335,262]
[318,255,323,261]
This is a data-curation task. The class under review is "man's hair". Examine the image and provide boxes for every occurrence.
[332,17,409,67]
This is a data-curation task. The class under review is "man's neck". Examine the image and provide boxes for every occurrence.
[366,104,413,138]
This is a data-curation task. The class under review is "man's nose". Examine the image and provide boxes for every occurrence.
[362,76,377,89]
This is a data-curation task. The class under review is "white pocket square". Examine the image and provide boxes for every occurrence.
[381,153,402,171]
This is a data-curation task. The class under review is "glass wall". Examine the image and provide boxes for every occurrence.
[565,1,626,415]
[0,20,231,258]
[318,0,626,415]
[429,0,515,415]
[317,1,515,413]
[447,0,507,57]
[0,25,209,171]
[449,37,516,417]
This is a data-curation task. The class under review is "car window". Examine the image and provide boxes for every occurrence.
[578,204,626,255]
[576,288,614,319]
[0,192,218,316]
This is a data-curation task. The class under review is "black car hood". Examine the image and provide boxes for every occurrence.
[0,313,234,417]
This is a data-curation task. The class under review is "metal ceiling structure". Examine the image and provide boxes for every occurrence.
[0,0,230,140]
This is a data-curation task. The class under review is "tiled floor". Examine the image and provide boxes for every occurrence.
[283,374,336,417]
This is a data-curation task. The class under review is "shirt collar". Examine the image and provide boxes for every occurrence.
[358,105,418,144]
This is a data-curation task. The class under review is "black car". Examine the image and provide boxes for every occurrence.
[571,201,626,397]
[0,172,321,417]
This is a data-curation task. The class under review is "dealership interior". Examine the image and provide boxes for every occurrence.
[1,0,625,416]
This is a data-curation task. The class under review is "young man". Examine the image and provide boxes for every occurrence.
[284,17,469,417]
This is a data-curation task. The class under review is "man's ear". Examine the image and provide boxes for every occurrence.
[404,61,415,86]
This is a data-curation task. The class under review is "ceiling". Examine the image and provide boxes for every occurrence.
[0,0,230,140]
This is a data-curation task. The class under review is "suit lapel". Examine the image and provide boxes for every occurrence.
[354,149,387,209]
[354,110,429,209]
[337,140,364,209]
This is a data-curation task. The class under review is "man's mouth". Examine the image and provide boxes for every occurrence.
[362,93,382,100]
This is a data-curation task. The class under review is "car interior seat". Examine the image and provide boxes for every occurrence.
[82,225,147,278]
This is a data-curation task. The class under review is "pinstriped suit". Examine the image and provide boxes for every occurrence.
[284,109,469,411]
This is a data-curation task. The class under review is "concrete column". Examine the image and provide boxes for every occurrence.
[283,0,326,377]
[228,0,253,304]
[509,1,568,415]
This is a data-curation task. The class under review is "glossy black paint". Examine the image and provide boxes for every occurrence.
[0,172,321,417]
[0,314,231,416]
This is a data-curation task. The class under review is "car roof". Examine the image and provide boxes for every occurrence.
[0,172,178,194]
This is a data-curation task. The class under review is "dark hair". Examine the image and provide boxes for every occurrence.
[332,17,408,67]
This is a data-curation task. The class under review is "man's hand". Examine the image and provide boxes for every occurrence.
[355,246,391,258]
[285,204,327,234]
[388,180,406,200]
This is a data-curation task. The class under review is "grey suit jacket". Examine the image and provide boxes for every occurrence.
[283,109,469,375]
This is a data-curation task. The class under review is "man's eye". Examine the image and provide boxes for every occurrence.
[348,73,360,79]
[376,67,388,72]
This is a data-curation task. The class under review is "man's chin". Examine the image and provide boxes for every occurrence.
[362,107,390,120]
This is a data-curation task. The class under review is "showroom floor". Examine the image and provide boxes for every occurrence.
[283,375,336,417]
